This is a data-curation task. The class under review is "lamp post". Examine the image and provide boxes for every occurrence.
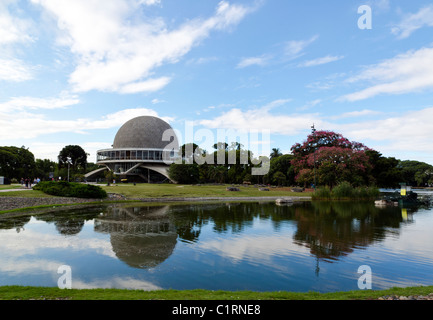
[311,124,317,190]
[66,157,72,182]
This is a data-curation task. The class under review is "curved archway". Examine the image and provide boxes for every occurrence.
[85,164,176,183]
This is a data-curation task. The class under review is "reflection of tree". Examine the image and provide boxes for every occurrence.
[4,199,421,271]
[0,215,31,233]
[170,203,257,240]
[172,201,419,265]
[292,201,414,264]
[35,207,102,235]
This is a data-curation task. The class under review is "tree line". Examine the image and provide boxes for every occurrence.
[1,130,432,188]
[0,145,96,183]
[169,130,433,188]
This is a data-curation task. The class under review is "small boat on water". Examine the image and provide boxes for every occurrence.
[375,184,431,207]
[374,199,398,207]
[276,198,293,205]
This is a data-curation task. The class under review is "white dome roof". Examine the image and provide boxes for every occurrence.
[113,116,178,150]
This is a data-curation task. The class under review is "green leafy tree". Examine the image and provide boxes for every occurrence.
[0,146,35,180]
[273,171,286,186]
[398,160,433,187]
[265,154,294,186]
[35,159,57,181]
[270,148,282,159]
[366,150,402,188]
[58,145,88,171]
[168,163,200,184]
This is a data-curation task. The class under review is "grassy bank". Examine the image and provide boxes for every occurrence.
[1,285,432,300]
[0,183,311,200]
[0,183,311,215]
[99,183,311,199]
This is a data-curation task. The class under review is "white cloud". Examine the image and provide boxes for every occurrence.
[298,55,344,68]
[340,107,433,142]
[336,107,433,161]
[186,56,219,65]
[118,77,171,94]
[199,101,321,136]
[0,106,170,141]
[30,141,113,162]
[366,0,390,13]
[0,105,172,160]
[198,100,433,164]
[236,55,270,68]
[306,72,346,91]
[284,35,318,59]
[235,34,319,70]
[340,47,433,101]
[0,2,34,45]
[392,5,433,39]
[31,0,254,94]
[0,94,79,112]
[298,99,322,111]
[329,109,382,120]
[138,0,161,6]
[151,98,166,104]
[0,2,36,82]
[0,57,35,82]
[88,107,174,129]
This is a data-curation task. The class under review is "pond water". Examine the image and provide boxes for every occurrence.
[1,192,433,293]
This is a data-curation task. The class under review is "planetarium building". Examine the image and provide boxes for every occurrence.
[86,116,179,183]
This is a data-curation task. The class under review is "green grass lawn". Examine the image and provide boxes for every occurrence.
[0,189,54,198]
[0,183,311,199]
[1,285,432,300]
[0,183,311,214]
[99,183,311,199]
[0,185,22,190]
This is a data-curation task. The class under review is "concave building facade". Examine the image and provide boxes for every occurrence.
[86,116,179,183]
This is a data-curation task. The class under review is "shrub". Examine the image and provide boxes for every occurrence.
[312,186,332,200]
[312,181,380,201]
[33,181,107,199]
[331,181,354,199]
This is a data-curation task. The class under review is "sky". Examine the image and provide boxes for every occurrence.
[1,0,433,166]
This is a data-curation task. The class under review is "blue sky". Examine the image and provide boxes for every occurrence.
[1,0,433,166]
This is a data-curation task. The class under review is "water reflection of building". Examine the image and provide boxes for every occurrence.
[94,205,177,269]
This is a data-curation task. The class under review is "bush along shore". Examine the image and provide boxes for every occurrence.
[312,181,380,200]
[32,181,107,199]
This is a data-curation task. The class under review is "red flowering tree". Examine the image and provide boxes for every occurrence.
[291,130,373,188]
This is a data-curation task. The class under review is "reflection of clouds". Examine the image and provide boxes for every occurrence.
[370,274,426,290]
[0,257,62,275]
[71,277,162,290]
[0,222,115,259]
[377,214,433,263]
[196,234,309,265]
[0,219,117,278]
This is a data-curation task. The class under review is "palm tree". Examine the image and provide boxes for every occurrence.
[270,148,282,159]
